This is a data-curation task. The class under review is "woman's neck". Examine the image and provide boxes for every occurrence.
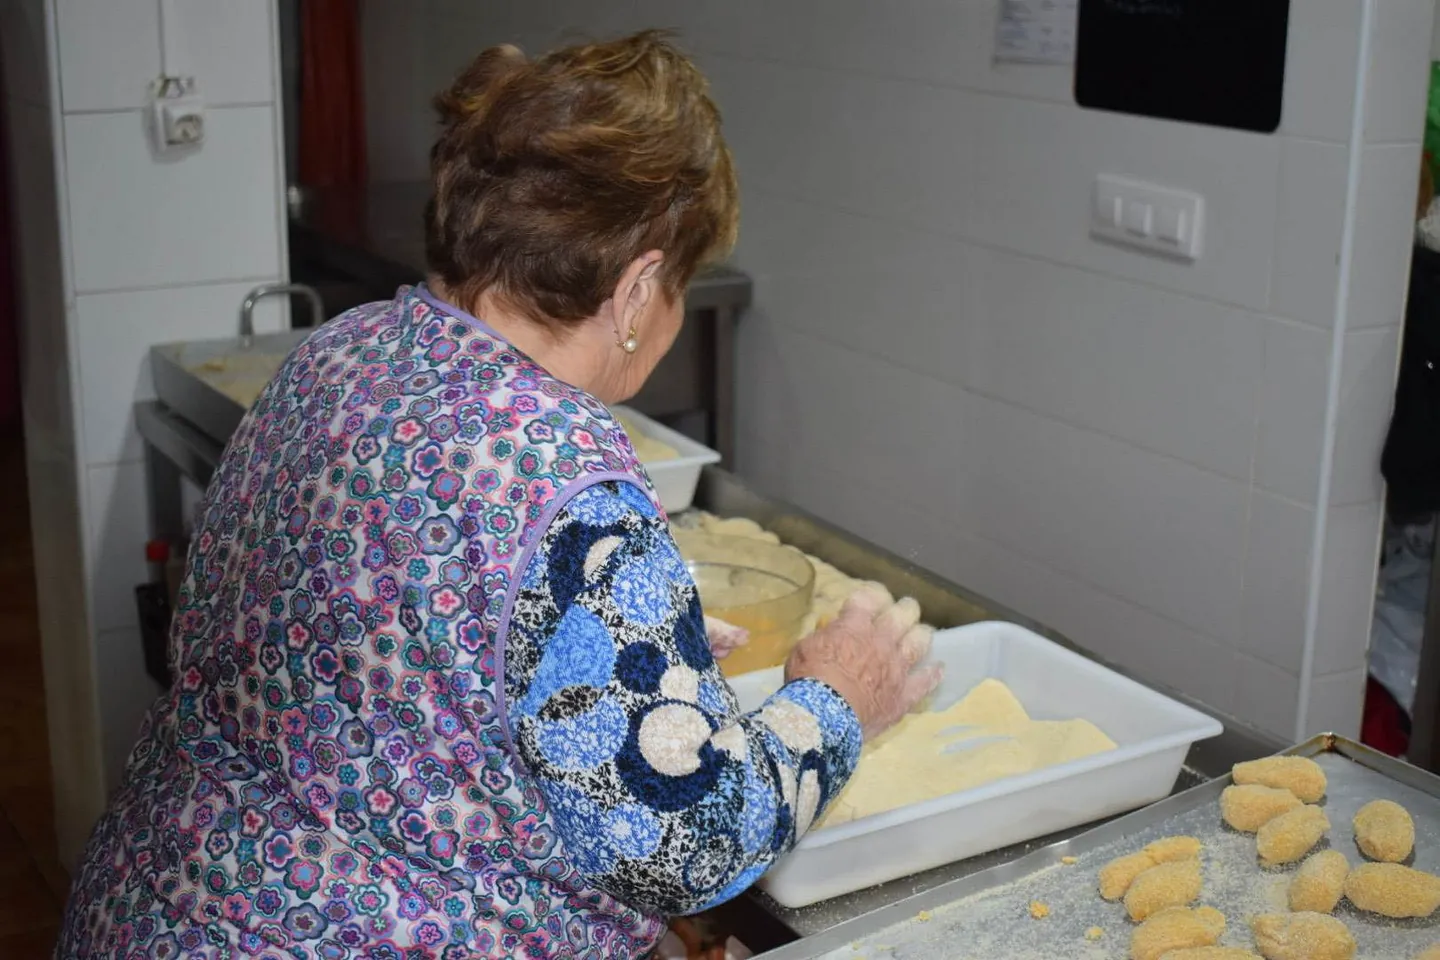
[426,279,614,399]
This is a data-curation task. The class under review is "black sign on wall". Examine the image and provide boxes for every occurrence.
[1074,0,1291,134]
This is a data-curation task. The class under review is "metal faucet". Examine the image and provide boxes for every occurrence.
[238,283,325,341]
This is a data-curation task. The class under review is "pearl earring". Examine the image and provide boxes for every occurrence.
[617,327,639,354]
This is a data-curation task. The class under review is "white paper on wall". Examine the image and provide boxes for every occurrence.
[995,0,1079,65]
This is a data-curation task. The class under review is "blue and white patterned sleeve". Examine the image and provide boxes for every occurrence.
[503,481,862,916]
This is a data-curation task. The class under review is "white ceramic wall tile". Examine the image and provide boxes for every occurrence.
[729,190,979,386]
[1240,492,1315,674]
[980,60,1073,105]
[968,95,1281,313]
[0,0,52,109]
[638,0,994,92]
[1305,669,1367,739]
[961,394,1249,644]
[1254,317,1331,503]
[93,626,162,791]
[75,285,285,465]
[173,0,277,105]
[1329,324,1402,507]
[701,56,978,246]
[714,53,1281,312]
[791,465,964,584]
[1271,138,1349,328]
[54,0,159,113]
[510,0,645,48]
[965,253,1263,480]
[1314,500,1383,676]
[943,528,1240,719]
[732,309,801,495]
[65,105,282,292]
[85,461,152,634]
[1363,0,1435,144]
[1279,0,1362,143]
[732,321,971,516]
[1233,652,1302,741]
[1348,143,1426,331]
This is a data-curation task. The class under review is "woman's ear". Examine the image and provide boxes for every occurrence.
[613,250,665,336]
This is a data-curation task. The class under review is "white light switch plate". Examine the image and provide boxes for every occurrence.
[1092,174,1204,261]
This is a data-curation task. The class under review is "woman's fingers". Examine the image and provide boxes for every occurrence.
[901,661,944,711]
[876,596,922,641]
[898,623,933,667]
[836,583,890,626]
[704,616,749,659]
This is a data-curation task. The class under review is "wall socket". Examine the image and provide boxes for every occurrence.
[148,80,205,156]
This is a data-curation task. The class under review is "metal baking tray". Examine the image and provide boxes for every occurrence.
[756,735,1440,960]
[151,331,308,442]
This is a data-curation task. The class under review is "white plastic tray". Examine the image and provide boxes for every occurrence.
[728,621,1223,908]
[612,405,721,514]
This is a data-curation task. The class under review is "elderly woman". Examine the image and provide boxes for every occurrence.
[59,31,939,960]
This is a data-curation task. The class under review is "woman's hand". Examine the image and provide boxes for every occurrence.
[784,585,942,740]
[704,616,749,660]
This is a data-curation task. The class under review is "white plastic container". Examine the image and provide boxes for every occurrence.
[728,621,1223,908]
[613,405,721,514]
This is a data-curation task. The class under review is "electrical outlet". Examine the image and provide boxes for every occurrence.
[149,85,205,155]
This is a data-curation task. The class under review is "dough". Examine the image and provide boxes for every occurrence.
[1250,912,1355,960]
[1343,862,1440,918]
[1288,850,1348,913]
[1100,837,1203,900]
[1130,906,1225,960]
[189,353,287,408]
[1255,805,1328,867]
[1353,799,1415,863]
[1102,853,1157,901]
[1159,950,1262,960]
[1220,784,1302,833]
[820,679,1115,826]
[1231,756,1326,803]
[1145,836,1204,862]
[615,414,680,463]
[1125,859,1203,922]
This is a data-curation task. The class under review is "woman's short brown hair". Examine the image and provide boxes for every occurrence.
[425,31,739,327]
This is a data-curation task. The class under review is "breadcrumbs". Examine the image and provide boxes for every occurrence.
[1028,900,1049,919]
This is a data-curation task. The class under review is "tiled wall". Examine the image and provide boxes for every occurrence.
[3,0,288,861]
[361,0,1431,742]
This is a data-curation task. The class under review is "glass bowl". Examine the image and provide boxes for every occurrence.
[672,529,817,677]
